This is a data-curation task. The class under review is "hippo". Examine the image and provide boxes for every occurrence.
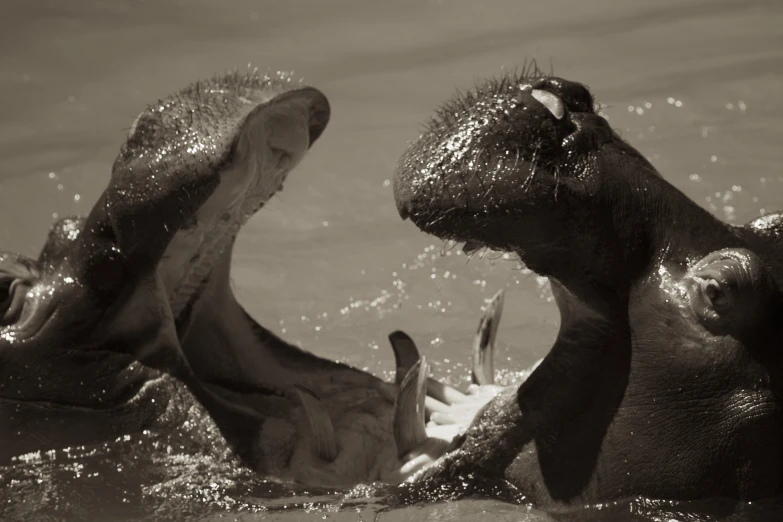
[393,65,783,508]
[0,69,488,491]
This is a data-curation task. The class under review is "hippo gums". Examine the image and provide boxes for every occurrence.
[0,70,485,489]
[394,64,783,507]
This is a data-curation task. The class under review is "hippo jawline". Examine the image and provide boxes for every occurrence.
[394,70,783,505]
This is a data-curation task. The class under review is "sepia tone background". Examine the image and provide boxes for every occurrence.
[1,0,782,519]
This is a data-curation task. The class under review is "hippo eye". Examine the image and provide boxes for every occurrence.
[0,276,29,326]
[689,266,738,331]
[687,248,772,336]
[699,278,730,313]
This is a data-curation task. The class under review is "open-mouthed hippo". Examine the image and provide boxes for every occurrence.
[393,65,783,507]
[0,70,485,488]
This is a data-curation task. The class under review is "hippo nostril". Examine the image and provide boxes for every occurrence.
[530,89,565,119]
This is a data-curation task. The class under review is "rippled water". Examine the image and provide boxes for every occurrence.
[2,0,783,520]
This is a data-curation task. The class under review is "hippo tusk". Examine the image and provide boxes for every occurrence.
[294,385,337,462]
[472,289,505,386]
[389,330,468,414]
[388,330,421,387]
[393,357,429,458]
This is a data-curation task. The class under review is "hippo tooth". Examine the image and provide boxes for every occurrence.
[472,289,505,386]
[530,89,565,120]
[388,330,421,386]
[294,385,338,462]
[388,331,467,416]
[393,357,429,458]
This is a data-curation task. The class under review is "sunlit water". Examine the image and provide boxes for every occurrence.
[2,0,783,520]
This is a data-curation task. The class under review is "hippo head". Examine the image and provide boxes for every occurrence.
[0,71,329,462]
[0,70,479,490]
[394,66,783,505]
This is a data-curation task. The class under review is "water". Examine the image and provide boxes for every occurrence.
[1,0,783,519]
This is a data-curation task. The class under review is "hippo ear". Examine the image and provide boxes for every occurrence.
[80,86,330,279]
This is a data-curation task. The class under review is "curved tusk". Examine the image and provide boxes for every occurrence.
[388,330,421,386]
[294,385,337,462]
[472,289,505,386]
[393,357,429,458]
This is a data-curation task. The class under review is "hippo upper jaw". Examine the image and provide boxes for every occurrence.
[111,74,330,326]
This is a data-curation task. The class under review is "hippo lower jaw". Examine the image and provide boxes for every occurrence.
[158,175,483,486]
[394,70,783,505]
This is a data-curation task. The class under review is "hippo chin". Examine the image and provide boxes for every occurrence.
[0,70,483,489]
[394,66,783,507]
